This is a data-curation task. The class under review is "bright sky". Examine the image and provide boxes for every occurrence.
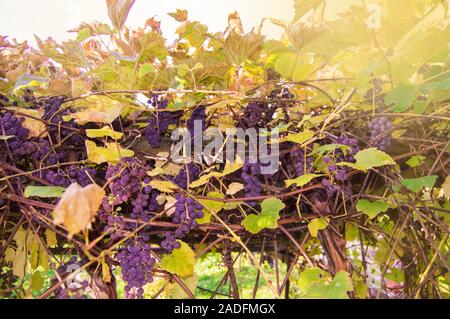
[0,0,297,45]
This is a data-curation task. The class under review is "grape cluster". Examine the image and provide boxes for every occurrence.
[0,112,35,157]
[369,117,392,150]
[320,134,360,197]
[145,96,181,148]
[106,215,126,240]
[241,102,264,128]
[171,162,201,190]
[116,243,155,298]
[161,194,203,252]
[187,106,206,139]
[104,158,159,222]
[241,162,262,205]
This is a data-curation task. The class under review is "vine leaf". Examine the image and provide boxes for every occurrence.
[285,173,323,188]
[282,129,314,145]
[337,148,396,172]
[160,241,195,277]
[86,126,124,139]
[406,155,426,168]
[198,191,224,214]
[53,183,105,238]
[307,217,328,237]
[86,140,134,164]
[306,271,353,299]
[241,198,285,234]
[400,175,437,193]
[168,9,188,22]
[45,229,58,248]
[226,182,244,195]
[106,0,136,32]
[384,83,417,112]
[356,199,390,219]
[149,180,178,193]
[24,186,65,198]
[69,96,124,123]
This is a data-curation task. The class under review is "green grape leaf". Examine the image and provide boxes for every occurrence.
[24,186,65,198]
[31,271,44,291]
[400,175,437,193]
[298,267,326,293]
[138,63,156,78]
[282,129,315,145]
[307,217,328,237]
[198,191,224,214]
[337,148,396,172]
[160,241,195,277]
[285,173,323,188]
[384,83,417,112]
[241,198,285,234]
[86,126,124,139]
[406,155,426,168]
[356,199,390,219]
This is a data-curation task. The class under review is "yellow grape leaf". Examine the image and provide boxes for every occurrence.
[86,140,134,164]
[13,245,26,279]
[189,161,243,188]
[160,241,195,277]
[149,180,178,193]
[282,129,315,145]
[45,229,58,248]
[308,217,329,237]
[226,182,244,195]
[285,173,323,188]
[86,126,123,139]
[71,78,92,97]
[53,183,105,238]
[70,96,124,124]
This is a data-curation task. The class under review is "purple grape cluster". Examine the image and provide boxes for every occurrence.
[104,158,159,222]
[145,96,181,148]
[241,162,262,204]
[369,117,392,150]
[241,102,264,128]
[106,215,126,240]
[161,194,203,252]
[171,162,201,190]
[0,112,35,157]
[68,165,97,187]
[116,243,155,298]
[187,106,206,139]
[105,158,149,206]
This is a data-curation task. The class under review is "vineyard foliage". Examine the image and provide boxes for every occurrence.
[0,0,449,299]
